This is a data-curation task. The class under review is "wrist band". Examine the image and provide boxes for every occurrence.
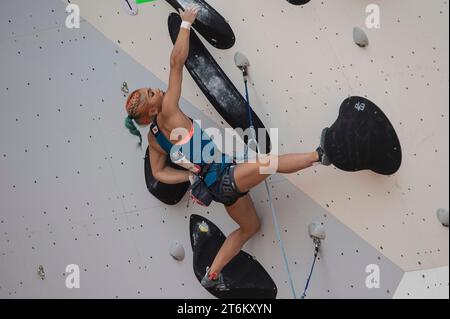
[181,21,192,30]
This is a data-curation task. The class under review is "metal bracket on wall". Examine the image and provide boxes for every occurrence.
[37,265,45,280]
[121,82,130,96]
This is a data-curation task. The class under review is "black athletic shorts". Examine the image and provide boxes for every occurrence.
[208,164,249,207]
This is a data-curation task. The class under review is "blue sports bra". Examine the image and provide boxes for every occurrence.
[149,115,233,187]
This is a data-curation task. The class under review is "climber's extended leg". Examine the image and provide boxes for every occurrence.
[201,193,260,288]
[233,152,320,193]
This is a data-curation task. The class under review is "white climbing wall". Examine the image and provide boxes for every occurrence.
[394,266,449,299]
[0,0,448,299]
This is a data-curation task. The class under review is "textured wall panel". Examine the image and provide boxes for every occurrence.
[0,0,448,298]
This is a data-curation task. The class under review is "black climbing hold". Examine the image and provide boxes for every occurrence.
[190,214,277,299]
[144,146,190,205]
[321,96,402,175]
[166,0,235,49]
[286,0,311,5]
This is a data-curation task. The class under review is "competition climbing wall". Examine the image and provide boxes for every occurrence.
[0,0,448,298]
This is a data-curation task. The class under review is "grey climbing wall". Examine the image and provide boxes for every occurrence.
[0,0,448,298]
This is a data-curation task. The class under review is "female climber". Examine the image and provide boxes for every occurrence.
[124,4,330,290]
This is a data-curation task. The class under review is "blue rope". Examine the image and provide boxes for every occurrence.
[241,77,297,299]
[301,249,319,299]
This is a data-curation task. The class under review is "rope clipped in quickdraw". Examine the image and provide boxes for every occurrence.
[235,52,298,299]
[301,223,326,299]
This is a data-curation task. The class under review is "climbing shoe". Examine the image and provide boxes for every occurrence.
[201,267,229,291]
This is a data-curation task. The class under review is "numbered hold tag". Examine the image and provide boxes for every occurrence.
[122,0,138,16]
